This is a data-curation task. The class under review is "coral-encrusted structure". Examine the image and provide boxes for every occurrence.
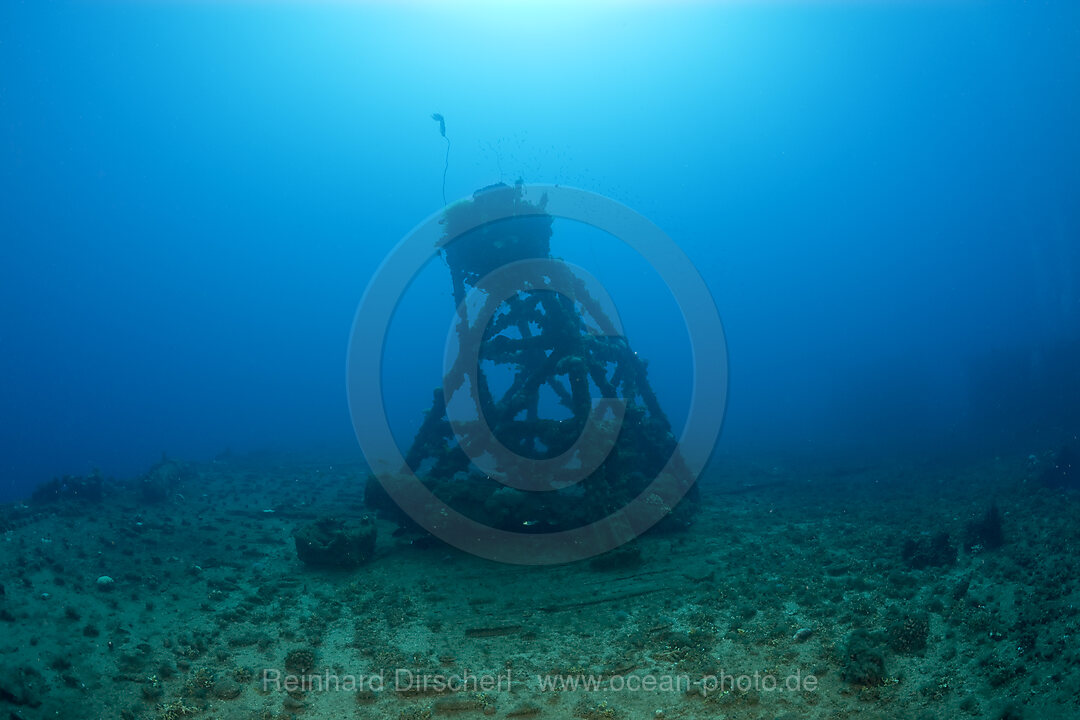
[367,182,695,532]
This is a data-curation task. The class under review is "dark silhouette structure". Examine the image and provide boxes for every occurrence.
[367,182,695,532]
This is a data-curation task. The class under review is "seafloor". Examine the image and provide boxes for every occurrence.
[1,451,1077,720]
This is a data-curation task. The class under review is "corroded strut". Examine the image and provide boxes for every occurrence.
[369,182,695,532]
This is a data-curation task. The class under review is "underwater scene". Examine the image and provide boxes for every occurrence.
[2,2,1079,719]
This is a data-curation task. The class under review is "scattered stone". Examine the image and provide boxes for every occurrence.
[30,473,105,504]
[137,457,185,503]
[293,517,376,568]
[284,649,316,675]
[212,676,242,700]
[965,502,1005,550]
[464,625,522,638]
[0,663,42,708]
[901,531,956,569]
[841,629,888,687]
[885,610,930,655]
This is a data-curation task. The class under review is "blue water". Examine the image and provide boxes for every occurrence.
[2,2,1078,502]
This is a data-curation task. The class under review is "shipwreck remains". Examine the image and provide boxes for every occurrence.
[366,182,696,534]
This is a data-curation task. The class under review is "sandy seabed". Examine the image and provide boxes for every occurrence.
[1,451,1077,720]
